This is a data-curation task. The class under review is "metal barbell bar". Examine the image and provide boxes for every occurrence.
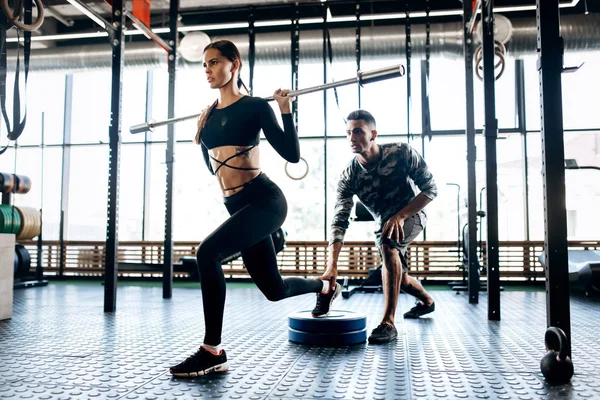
[130,63,405,134]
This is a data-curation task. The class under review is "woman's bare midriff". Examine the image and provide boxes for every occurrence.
[209,145,261,197]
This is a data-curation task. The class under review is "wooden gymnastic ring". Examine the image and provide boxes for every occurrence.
[285,157,309,181]
[0,0,45,31]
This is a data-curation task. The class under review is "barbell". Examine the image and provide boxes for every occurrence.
[129,64,405,134]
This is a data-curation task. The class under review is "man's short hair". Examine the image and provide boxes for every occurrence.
[347,110,376,130]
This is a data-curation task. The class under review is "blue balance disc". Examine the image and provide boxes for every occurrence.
[288,310,367,345]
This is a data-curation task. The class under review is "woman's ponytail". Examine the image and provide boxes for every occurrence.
[194,99,218,145]
[237,76,250,95]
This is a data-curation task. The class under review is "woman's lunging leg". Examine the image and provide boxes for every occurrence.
[242,237,323,301]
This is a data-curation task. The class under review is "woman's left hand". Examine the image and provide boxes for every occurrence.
[273,89,295,114]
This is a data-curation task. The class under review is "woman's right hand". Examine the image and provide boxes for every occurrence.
[272,89,294,114]
[319,264,338,284]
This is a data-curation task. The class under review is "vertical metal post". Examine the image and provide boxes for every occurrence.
[59,74,73,280]
[104,0,125,312]
[291,3,299,127]
[515,60,530,240]
[163,0,179,299]
[355,1,361,108]
[322,2,328,240]
[447,183,461,267]
[536,0,571,349]
[248,8,255,96]
[482,0,500,320]
[142,71,153,241]
[420,134,426,240]
[420,60,430,139]
[37,112,44,280]
[463,0,479,303]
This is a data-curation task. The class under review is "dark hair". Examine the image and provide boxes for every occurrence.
[195,40,250,145]
[203,40,250,93]
[347,110,376,130]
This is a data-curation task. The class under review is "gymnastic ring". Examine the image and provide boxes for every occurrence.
[475,49,505,81]
[1,0,45,31]
[285,157,309,181]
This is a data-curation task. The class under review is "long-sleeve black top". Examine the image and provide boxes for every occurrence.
[199,96,300,174]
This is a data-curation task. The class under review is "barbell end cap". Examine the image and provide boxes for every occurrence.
[130,122,152,134]
[398,64,406,77]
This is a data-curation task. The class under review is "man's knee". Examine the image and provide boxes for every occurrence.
[381,244,399,261]
[401,272,411,285]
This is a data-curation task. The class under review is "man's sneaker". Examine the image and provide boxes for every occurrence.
[311,281,342,318]
[170,347,229,378]
[403,301,435,319]
[368,323,398,344]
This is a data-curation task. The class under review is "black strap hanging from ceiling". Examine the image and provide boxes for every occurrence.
[325,29,347,125]
[355,0,361,108]
[0,0,35,155]
[422,0,432,142]
[290,3,300,128]
[248,6,255,96]
[405,3,412,142]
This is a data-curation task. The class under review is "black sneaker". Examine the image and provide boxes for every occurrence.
[403,301,435,319]
[311,281,342,318]
[170,347,229,378]
[368,323,398,344]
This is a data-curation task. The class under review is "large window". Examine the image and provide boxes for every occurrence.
[527,131,600,240]
[12,25,600,248]
[21,72,66,146]
[430,57,516,131]
[71,71,111,144]
[524,53,600,131]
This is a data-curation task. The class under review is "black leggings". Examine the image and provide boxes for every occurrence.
[196,173,323,345]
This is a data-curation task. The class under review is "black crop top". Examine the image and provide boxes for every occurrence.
[199,96,300,175]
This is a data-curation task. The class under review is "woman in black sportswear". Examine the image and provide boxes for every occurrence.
[170,40,341,378]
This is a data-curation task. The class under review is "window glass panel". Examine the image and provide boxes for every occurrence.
[298,55,325,138]
[173,142,228,241]
[261,139,325,240]
[66,146,109,239]
[523,57,541,131]
[430,59,466,131]
[118,144,145,240]
[146,143,166,240]
[41,148,63,240]
[122,71,149,144]
[528,131,600,240]
[71,71,111,144]
[20,72,66,146]
[473,58,516,130]
[562,53,600,130]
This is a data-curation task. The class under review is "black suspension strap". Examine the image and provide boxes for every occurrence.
[0,0,35,154]
[355,0,361,108]
[291,3,300,128]
[422,0,432,142]
[405,3,411,142]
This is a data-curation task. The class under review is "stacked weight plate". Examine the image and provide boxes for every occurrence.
[288,310,367,346]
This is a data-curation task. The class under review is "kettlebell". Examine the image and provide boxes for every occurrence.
[540,327,574,385]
